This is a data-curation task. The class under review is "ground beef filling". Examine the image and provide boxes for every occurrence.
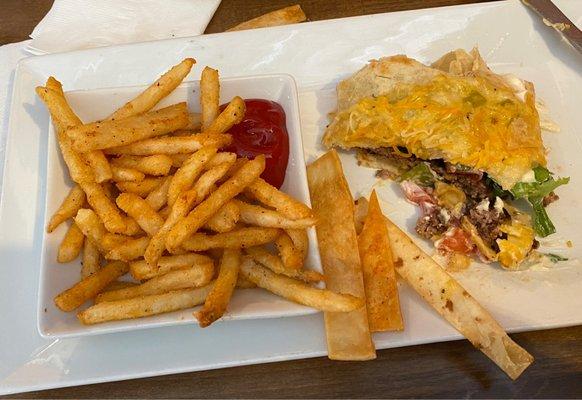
[364,147,510,249]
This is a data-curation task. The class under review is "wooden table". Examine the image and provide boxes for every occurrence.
[2,0,582,398]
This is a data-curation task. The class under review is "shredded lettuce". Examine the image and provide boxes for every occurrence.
[397,163,435,187]
[510,166,569,237]
[545,253,568,263]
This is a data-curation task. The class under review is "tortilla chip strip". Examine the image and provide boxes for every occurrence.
[358,190,403,332]
[384,217,533,379]
[227,5,307,32]
[307,150,375,360]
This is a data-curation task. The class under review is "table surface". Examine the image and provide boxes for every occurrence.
[2,0,582,398]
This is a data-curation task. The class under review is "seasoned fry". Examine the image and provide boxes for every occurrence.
[104,133,232,156]
[236,200,316,229]
[85,151,113,182]
[236,275,257,289]
[107,236,150,262]
[169,153,191,167]
[192,161,235,203]
[165,155,266,252]
[80,182,127,233]
[205,96,245,134]
[36,86,95,183]
[130,253,214,280]
[181,227,280,252]
[47,184,86,233]
[201,67,220,131]
[96,263,214,303]
[108,58,195,120]
[67,103,190,152]
[285,228,308,261]
[227,5,307,32]
[186,113,202,130]
[110,165,145,182]
[145,177,172,211]
[240,258,362,312]
[204,201,240,233]
[116,193,164,236]
[54,260,129,312]
[122,216,144,236]
[385,217,533,379]
[111,154,173,176]
[245,246,323,283]
[81,239,101,278]
[167,146,218,206]
[274,232,303,270]
[74,209,127,252]
[103,280,138,292]
[307,149,375,360]
[101,181,118,201]
[196,248,240,327]
[57,223,85,263]
[358,190,403,332]
[116,177,165,197]
[78,284,213,325]
[205,152,237,170]
[245,178,313,219]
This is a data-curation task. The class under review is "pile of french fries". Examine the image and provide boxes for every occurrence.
[39,58,365,328]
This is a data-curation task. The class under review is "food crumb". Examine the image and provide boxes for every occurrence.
[567,240,573,248]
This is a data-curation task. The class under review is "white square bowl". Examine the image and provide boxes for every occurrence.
[38,74,322,338]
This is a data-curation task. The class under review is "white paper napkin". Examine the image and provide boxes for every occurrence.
[27,0,221,55]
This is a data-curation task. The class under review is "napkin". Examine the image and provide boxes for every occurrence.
[27,0,221,55]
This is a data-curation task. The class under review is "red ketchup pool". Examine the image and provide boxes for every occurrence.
[222,99,289,189]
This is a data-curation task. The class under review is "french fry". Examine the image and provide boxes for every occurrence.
[96,263,214,303]
[67,103,190,152]
[80,181,127,233]
[192,161,235,203]
[358,190,403,332]
[103,280,138,292]
[81,239,101,278]
[165,155,266,252]
[236,275,257,289]
[85,151,113,183]
[205,152,237,170]
[101,181,118,201]
[47,184,86,233]
[181,227,280,252]
[204,200,240,233]
[36,86,95,183]
[78,284,213,325]
[110,165,145,182]
[130,253,214,280]
[385,217,533,379]
[145,177,172,211]
[236,200,316,229]
[196,248,240,327]
[245,246,323,283]
[274,232,303,270]
[54,260,129,312]
[74,209,127,252]
[107,236,150,262]
[245,178,313,220]
[116,193,164,236]
[111,154,173,176]
[227,5,307,32]
[285,228,308,261]
[169,153,191,167]
[205,96,245,134]
[240,258,362,312]
[122,216,144,236]
[200,67,220,131]
[57,222,85,263]
[186,113,202,130]
[116,177,165,197]
[307,149,375,360]
[104,133,232,156]
[167,146,218,206]
[108,58,195,120]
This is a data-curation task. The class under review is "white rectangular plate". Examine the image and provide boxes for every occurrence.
[1,0,581,395]
[38,74,322,338]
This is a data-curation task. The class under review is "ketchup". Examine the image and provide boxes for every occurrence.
[222,99,289,189]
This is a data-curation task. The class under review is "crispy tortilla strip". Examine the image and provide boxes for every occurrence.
[47,184,86,233]
[54,260,129,312]
[227,5,307,32]
[108,58,195,120]
[240,258,361,312]
[96,263,214,303]
[307,149,375,360]
[103,133,232,156]
[385,217,533,379]
[196,248,240,327]
[67,103,189,152]
[78,284,213,325]
[358,190,403,332]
